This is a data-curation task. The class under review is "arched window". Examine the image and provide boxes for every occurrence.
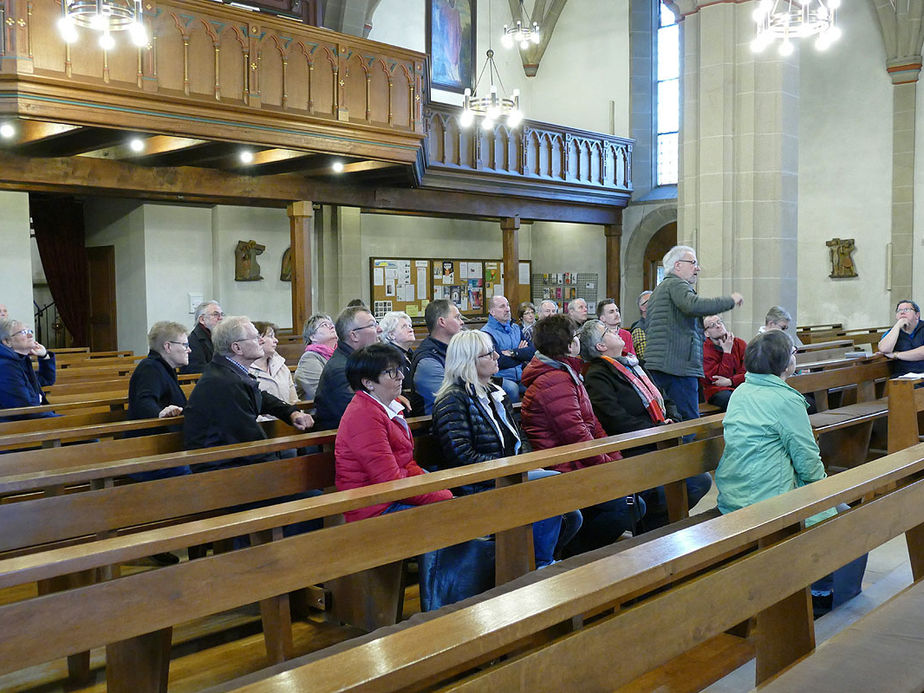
[656,2,679,186]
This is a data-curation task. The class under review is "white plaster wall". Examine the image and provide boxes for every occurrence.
[530,221,607,304]
[84,199,149,355]
[211,205,293,329]
[0,191,34,323]
[369,0,631,135]
[797,0,892,329]
[142,203,214,333]
[914,67,924,304]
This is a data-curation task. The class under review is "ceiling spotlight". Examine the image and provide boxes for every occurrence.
[239,150,254,164]
[0,123,15,139]
[129,138,144,152]
[331,161,344,173]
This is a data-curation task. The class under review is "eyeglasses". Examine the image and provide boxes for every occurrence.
[317,321,335,331]
[677,259,699,267]
[897,307,917,314]
[704,319,724,330]
[11,328,34,337]
[478,350,499,360]
[380,367,403,380]
[206,311,224,318]
[791,346,798,356]
[168,341,191,350]
[603,327,621,336]
[352,321,379,332]
[232,335,262,344]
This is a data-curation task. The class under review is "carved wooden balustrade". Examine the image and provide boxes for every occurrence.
[0,0,425,162]
[423,103,633,204]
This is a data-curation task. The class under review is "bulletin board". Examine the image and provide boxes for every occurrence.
[369,258,432,320]
[431,259,486,316]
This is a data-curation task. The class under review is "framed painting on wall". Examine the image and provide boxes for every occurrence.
[426,0,476,94]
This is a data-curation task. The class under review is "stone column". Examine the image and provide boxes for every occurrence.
[869,0,924,302]
[674,0,799,336]
[287,201,314,331]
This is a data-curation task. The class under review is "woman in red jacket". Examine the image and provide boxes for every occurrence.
[521,314,646,556]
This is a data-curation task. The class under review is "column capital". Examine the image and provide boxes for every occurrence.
[887,57,922,85]
[287,200,314,218]
[501,215,520,231]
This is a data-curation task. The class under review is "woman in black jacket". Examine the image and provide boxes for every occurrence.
[431,330,580,565]
[578,319,712,531]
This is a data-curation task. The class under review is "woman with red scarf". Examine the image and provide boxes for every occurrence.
[578,319,712,531]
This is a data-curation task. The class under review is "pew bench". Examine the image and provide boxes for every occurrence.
[0,417,725,692]
[757,579,924,692]
[213,442,924,693]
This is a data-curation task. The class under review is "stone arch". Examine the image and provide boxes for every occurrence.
[623,204,677,321]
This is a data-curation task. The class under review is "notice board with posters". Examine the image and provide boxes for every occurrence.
[369,258,432,319]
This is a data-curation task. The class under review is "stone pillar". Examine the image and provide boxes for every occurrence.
[502,216,520,307]
[605,222,622,305]
[674,0,798,337]
[0,191,34,321]
[287,201,314,332]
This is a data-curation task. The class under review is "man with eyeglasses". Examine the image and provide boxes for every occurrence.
[645,245,744,422]
[0,318,56,421]
[878,300,924,375]
[184,316,313,470]
[701,315,746,412]
[314,305,383,430]
[181,300,224,374]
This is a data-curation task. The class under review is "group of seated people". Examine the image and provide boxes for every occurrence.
[10,279,916,615]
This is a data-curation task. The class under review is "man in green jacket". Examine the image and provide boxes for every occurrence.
[644,245,743,421]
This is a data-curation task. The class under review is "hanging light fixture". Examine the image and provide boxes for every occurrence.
[751,0,840,56]
[460,49,523,130]
[57,0,148,50]
[501,0,540,51]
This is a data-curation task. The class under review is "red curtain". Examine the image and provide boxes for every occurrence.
[30,194,90,346]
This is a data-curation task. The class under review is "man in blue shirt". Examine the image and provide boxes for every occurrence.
[878,300,924,375]
[481,295,533,402]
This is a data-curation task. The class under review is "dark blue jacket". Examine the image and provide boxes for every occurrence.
[0,343,56,421]
[312,342,355,431]
[409,336,449,415]
[180,323,213,374]
[128,350,187,421]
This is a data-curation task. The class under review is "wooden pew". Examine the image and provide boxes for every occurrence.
[0,417,725,692]
[214,442,924,693]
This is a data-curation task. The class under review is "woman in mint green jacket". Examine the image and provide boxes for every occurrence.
[716,330,865,616]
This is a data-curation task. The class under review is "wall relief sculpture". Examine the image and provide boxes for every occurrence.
[826,238,857,279]
[235,240,265,281]
[280,247,293,282]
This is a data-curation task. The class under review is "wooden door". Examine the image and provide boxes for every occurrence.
[87,245,117,351]
[643,222,677,291]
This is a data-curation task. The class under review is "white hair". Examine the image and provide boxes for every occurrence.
[379,311,412,345]
[662,245,696,271]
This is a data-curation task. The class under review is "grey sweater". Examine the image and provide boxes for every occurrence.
[644,273,736,377]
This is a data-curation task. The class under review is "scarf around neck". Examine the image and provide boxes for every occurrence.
[601,355,667,424]
[304,342,336,360]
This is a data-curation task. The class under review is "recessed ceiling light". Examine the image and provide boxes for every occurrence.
[332,161,344,173]
[129,138,145,152]
[239,150,254,164]
[0,123,15,139]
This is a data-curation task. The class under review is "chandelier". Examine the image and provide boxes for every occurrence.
[501,0,540,50]
[751,0,840,55]
[460,49,522,130]
[57,0,148,50]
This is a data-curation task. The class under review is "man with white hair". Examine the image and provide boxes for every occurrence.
[537,300,558,320]
[184,315,313,469]
[0,317,55,421]
[645,245,744,421]
[181,300,223,374]
[567,297,589,325]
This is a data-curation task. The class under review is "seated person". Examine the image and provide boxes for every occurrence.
[521,314,646,556]
[379,310,417,379]
[336,344,492,610]
[701,314,746,411]
[758,305,804,347]
[878,299,924,375]
[0,318,55,421]
[294,313,337,401]
[517,301,537,341]
[537,300,558,320]
[595,298,636,357]
[579,319,711,531]
[716,331,867,616]
[181,300,223,374]
[183,316,312,470]
[481,294,532,402]
[431,330,580,566]
[127,320,192,479]
[629,291,652,360]
[249,321,298,416]
[410,299,465,415]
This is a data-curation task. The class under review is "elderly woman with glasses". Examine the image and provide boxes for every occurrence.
[0,318,56,421]
[295,313,338,400]
[579,319,712,531]
[716,330,866,615]
[379,310,417,378]
[431,331,581,566]
[520,314,646,556]
[250,321,298,417]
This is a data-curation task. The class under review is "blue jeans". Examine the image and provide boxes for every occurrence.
[562,494,646,557]
[649,371,700,422]
[499,378,522,403]
[811,504,868,606]
[527,469,581,565]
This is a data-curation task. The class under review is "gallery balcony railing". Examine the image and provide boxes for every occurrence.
[422,103,633,205]
[0,0,426,162]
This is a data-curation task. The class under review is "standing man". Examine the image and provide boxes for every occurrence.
[481,295,532,401]
[0,318,55,421]
[630,290,653,360]
[537,300,558,320]
[184,316,313,469]
[181,300,223,374]
[878,300,924,375]
[596,298,636,357]
[313,305,382,430]
[645,245,743,421]
[410,299,465,415]
[701,315,747,411]
[567,297,589,325]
